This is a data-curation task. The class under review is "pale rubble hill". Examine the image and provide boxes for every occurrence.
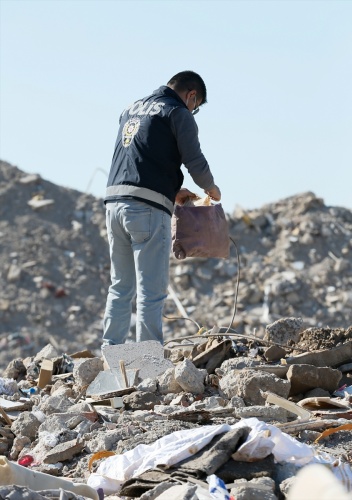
[1,160,352,370]
[0,160,110,369]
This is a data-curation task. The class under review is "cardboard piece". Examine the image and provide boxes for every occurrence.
[0,407,12,425]
[38,359,54,389]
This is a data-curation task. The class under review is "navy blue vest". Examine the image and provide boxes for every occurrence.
[106,86,187,205]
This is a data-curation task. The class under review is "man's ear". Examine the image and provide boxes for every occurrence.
[186,89,197,100]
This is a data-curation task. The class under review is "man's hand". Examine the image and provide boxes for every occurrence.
[175,188,198,205]
[205,185,221,201]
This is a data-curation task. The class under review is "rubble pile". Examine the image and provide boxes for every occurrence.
[0,160,110,368]
[1,160,352,371]
[1,160,352,498]
[1,331,352,499]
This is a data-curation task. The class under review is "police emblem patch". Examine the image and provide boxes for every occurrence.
[122,118,140,148]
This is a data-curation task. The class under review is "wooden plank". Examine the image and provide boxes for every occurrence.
[0,406,12,425]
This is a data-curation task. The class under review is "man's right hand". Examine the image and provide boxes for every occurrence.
[205,185,221,201]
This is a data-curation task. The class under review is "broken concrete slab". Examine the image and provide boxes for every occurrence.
[227,396,246,409]
[0,398,30,412]
[235,405,288,423]
[85,427,128,453]
[287,364,342,395]
[10,436,31,460]
[137,378,157,393]
[102,341,174,382]
[86,368,137,399]
[37,392,75,414]
[42,438,85,463]
[285,341,352,368]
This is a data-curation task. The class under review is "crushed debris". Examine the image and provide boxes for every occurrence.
[1,160,352,498]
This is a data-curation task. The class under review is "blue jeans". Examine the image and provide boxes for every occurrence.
[103,199,171,345]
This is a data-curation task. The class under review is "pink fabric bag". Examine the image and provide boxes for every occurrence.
[171,203,230,260]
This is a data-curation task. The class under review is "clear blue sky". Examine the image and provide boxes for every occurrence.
[1,0,351,213]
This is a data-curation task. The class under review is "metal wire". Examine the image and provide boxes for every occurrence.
[164,236,241,337]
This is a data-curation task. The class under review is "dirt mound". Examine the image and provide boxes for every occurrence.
[296,326,352,351]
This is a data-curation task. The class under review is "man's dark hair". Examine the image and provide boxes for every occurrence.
[167,71,207,105]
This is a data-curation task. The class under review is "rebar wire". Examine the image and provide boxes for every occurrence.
[164,285,202,330]
[163,314,202,330]
[224,237,240,333]
[85,167,109,194]
[163,236,240,335]
[163,331,309,353]
[163,237,308,353]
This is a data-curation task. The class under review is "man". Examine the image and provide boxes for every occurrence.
[102,70,221,346]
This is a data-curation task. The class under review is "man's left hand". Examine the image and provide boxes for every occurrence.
[175,188,198,205]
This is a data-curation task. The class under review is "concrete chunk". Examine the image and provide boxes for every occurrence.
[157,367,183,395]
[219,369,290,406]
[174,358,206,394]
[122,391,161,410]
[102,341,174,381]
[230,477,278,500]
[7,264,21,282]
[265,317,303,345]
[43,438,85,463]
[287,364,342,395]
[11,411,41,440]
[218,358,259,375]
[37,393,74,414]
[286,341,352,367]
[34,344,59,362]
[264,345,287,362]
[73,357,104,388]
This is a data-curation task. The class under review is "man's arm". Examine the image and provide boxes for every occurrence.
[170,108,221,200]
